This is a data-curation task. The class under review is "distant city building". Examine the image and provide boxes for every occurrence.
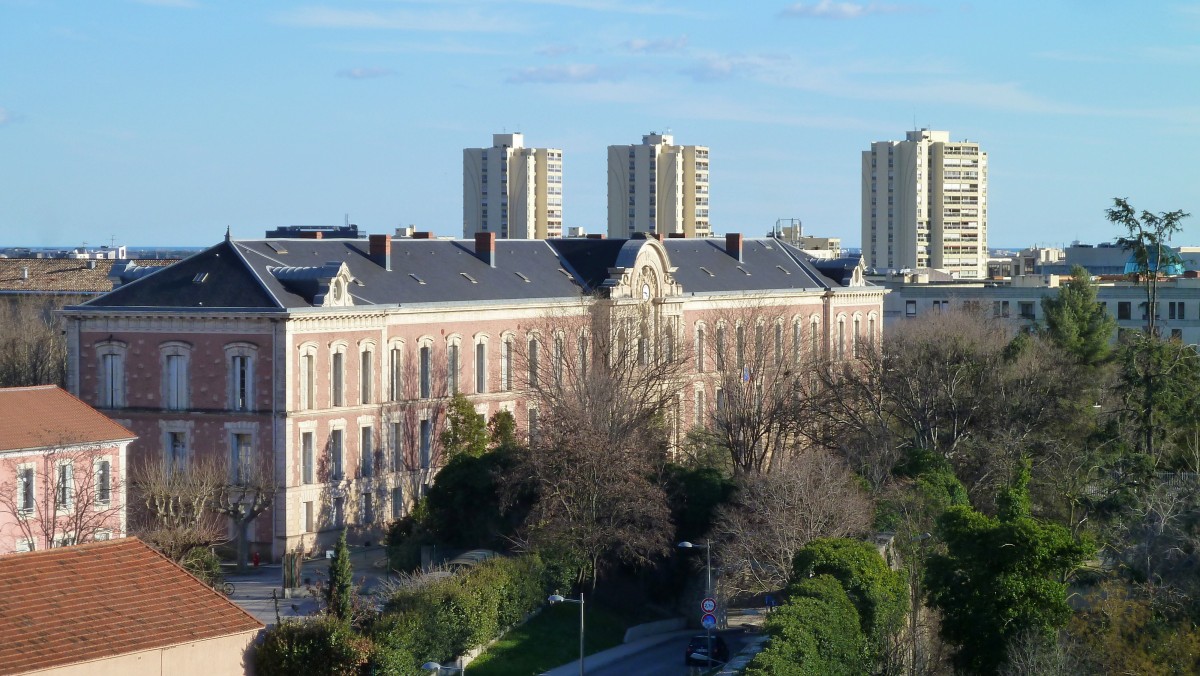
[266,224,365,239]
[0,257,176,300]
[463,133,563,240]
[862,129,988,279]
[608,133,710,239]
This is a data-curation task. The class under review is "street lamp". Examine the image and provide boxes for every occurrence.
[548,593,585,676]
[421,661,464,674]
[678,540,714,668]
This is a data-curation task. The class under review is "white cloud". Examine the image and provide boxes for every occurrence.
[275,6,523,33]
[780,0,913,19]
[0,108,10,126]
[516,0,697,16]
[337,67,394,79]
[507,63,617,84]
[537,44,577,57]
[623,35,688,54]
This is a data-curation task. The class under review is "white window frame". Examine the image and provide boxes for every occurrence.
[474,334,489,395]
[95,340,127,409]
[330,341,348,407]
[93,456,112,506]
[298,343,318,410]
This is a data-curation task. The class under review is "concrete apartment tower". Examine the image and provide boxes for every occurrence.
[607,133,710,239]
[861,129,988,278]
[464,133,563,239]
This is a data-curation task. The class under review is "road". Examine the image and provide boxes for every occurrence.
[587,629,751,676]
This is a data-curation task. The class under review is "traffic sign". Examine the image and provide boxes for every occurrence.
[701,597,717,614]
[701,613,717,629]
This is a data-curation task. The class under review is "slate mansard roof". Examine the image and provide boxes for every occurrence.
[0,538,263,675]
[79,235,867,312]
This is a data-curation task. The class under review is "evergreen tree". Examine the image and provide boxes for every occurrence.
[327,531,353,622]
[925,462,1090,674]
[440,392,490,459]
[1040,264,1115,367]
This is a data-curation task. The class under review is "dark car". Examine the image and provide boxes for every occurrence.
[685,634,730,666]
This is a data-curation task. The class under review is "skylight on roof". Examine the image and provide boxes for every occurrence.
[776,265,791,275]
[737,266,751,276]
[192,272,208,284]
[267,242,288,254]
[699,266,715,277]
[460,272,478,284]
[409,273,426,285]
[515,272,531,282]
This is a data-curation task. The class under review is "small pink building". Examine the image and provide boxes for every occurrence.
[0,385,134,554]
[62,232,884,559]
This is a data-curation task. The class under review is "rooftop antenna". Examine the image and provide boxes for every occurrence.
[224,226,231,242]
[344,213,349,228]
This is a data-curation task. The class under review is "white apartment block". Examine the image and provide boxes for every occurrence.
[464,133,563,240]
[862,129,988,279]
[607,133,710,239]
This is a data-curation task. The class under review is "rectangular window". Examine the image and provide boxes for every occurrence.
[231,355,251,411]
[96,460,111,504]
[1118,302,1132,320]
[300,353,315,409]
[390,422,403,472]
[501,338,513,391]
[528,338,540,387]
[332,352,344,406]
[420,346,431,399]
[553,336,564,389]
[419,419,432,469]
[389,346,403,401]
[736,326,746,372]
[304,501,314,533]
[475,342,487,394]
[528,407,538,445]
[101,353,124,408]
[694,388,706,428]
[15,539,33,553]
[231,433,252,483]
[360,427,373,478]
[448,343,460,395]
[362,493,375,524]
[1171,328,1184,340]
[165,354,187,410]
[333,497,345,527]
[331,430,344,480]
[715,327,725,370]
[1169,301,1185,320]
[1019,302,1035,320]
[17,467,34,512]
[774,324,783,366]
[391,486,404,519]
[361,350,372,404]
[56,463,73,509]
[906,300,917,317]
[302,432,314,484]
[167,432,187,472]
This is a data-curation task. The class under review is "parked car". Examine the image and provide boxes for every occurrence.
[685,634,729,666]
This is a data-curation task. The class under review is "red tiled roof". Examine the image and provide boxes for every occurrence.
[0,538,263,675]
[0,386,135,453]
[0,258,173,294]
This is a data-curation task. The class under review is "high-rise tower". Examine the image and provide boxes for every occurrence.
[607,133,709,239]
[861,129,987,278]
[464,133,562,239]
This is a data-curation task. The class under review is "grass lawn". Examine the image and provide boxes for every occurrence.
[465,602,628,676]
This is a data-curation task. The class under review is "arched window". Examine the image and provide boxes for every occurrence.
[418,339,433,399]
[474,335,489,394]
[225,342,258,412]
[446,336,462,395]
[695,323,707,373]
[298,343,318,409]
[160,341,192,411]
[95,340,127,409]
[330,341,348,407]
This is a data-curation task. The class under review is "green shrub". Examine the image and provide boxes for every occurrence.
[180,546,222,587]
[254,616,370,676]
[745,574,869,676]
[791,538,907,660]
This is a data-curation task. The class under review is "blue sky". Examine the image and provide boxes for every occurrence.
[2,0,1198,248]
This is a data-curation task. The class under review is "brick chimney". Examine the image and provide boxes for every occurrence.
[475,232,496,267]
[297,231,323,239]
[726,232,743,262]
[369,234,392,271]
[412,231,433,240]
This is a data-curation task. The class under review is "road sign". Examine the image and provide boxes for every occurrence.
[701,613,717,629]
[701,597,717,613]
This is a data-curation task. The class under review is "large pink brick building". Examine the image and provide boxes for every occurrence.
[62,232,883,560]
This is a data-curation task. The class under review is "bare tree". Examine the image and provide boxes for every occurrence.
[509,299,689,587]
[0,445,122,549]
[0,296,66,388]
[703,304,822,475]
[710,448,873,596]
[212,451,277,573]
[129,455,226,561]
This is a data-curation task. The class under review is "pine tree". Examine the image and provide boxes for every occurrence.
[326,531,353,622]
[1040,264,1115,367]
